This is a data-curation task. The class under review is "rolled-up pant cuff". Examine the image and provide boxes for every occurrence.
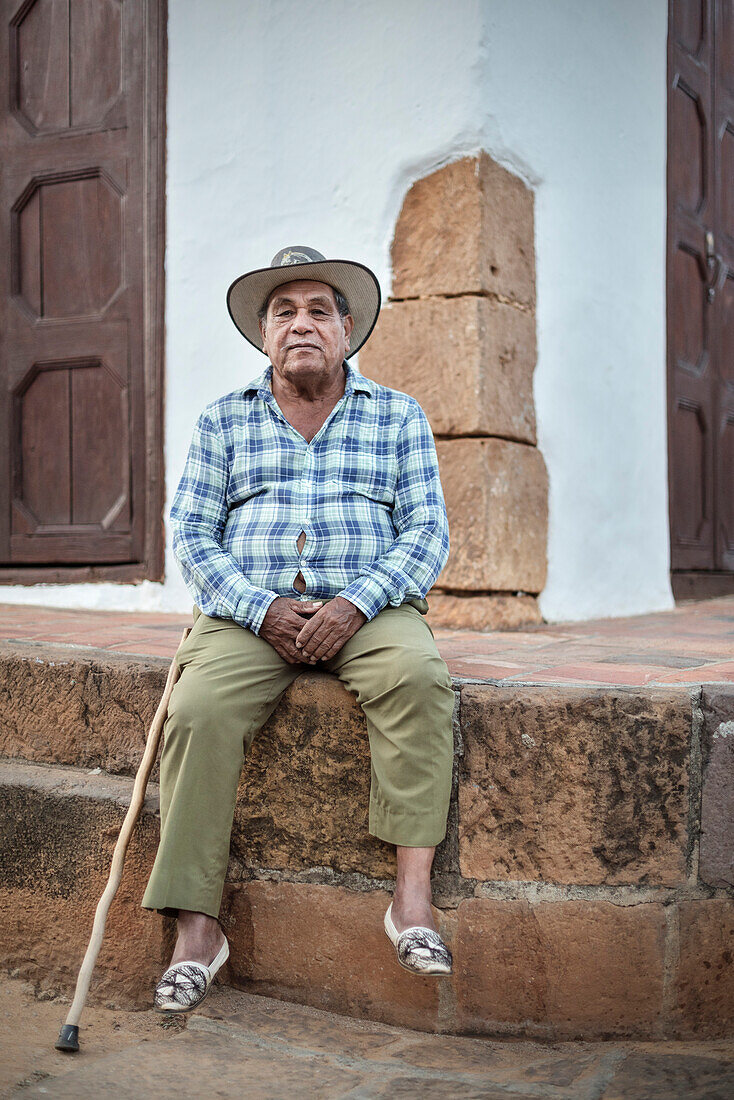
[369,799,448,848]
[141,872,224,921]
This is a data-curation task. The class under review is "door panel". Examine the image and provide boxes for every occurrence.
[8,321,130,561]
[671,0,706,57]
[0,0,165,578]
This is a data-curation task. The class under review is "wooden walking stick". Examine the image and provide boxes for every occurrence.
[55,628,190,1053]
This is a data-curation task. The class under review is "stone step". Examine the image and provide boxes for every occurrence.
[0,757,165,1009]
[3,637,734,1040]
[1,637,725,888]
[2,754,734,1041]
[0,639,450,880]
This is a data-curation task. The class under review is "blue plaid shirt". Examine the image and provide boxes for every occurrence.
[170,359,450,634]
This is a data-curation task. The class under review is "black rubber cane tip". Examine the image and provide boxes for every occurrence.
[55,1024,80,1052]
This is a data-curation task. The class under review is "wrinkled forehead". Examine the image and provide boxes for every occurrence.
[266,279,339,310]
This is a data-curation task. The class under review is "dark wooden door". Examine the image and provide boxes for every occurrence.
[0,0,165,581]
[667,0,734,598]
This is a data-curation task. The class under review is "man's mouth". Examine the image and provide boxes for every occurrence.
[287,343,320,351]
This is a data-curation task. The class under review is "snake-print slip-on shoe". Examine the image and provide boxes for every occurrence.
[154,936,229,1013]
[384,902,453,976]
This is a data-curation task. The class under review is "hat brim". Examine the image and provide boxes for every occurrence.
[226,259,381,359]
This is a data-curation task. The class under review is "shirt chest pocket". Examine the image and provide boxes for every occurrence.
[328,471,396,507]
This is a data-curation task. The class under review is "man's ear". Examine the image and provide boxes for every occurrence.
[343,312,354,354]
[259,318,267,350]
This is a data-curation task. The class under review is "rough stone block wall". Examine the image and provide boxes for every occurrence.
[359,153,548,630]
[2,648,734,1040]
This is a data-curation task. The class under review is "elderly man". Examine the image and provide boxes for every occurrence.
[142,247,455,1012]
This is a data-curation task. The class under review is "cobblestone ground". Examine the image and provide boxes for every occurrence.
[3,977,734,1099]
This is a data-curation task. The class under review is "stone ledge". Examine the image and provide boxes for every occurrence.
[460,684,692,886]
[0,641,169,780]
[425,591,542,632]
[0,644,701,887]
[675,899,734,1038]
[453,896,667,1037]
[0,643,459,881]
[699,686,734,888]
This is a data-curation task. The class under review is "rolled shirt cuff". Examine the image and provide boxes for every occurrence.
[338,577,391,622]
[236,588,279,635]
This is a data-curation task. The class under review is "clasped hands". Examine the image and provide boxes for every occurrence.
[259,595,367,665]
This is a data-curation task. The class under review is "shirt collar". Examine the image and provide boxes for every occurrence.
[242,360,375,399]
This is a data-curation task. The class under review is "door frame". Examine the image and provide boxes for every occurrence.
[667,0,734,601]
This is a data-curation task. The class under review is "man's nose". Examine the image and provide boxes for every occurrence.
[290,309,314,332]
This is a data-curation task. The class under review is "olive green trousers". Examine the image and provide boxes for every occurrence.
[140,600,455,920]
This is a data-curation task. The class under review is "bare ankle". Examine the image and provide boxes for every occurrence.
[170,910,224,965]
[390,891,435,933]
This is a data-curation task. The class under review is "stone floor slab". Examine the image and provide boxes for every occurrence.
[600,1050,734,1099]
[5,978,734,1100]
[14,1031,370,1099]
[1,594,733,688]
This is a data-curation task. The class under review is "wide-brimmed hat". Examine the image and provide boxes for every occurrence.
[226,246,381,359]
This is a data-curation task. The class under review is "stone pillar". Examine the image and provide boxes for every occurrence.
[359,153,548,631]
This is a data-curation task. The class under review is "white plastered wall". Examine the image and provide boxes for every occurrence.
[476,0,673,621]
[2,0,673,624]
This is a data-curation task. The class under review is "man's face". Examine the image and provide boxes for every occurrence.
[259,280,353,386]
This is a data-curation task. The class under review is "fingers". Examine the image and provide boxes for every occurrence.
[290,600,323,617]
[315,638,344,662]
[296,611,342,662]
[298,632,330,661]
[261,602,328,665]
[284,606,322,658]
[295,618,318,648]
[273,631,305,664]
[264,632,297,663]
[295,613,325,653]
[263,600,360,665]
[305,635,341,662]
[299,621,328,655]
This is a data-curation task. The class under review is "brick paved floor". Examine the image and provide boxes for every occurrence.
[1,595,733,686]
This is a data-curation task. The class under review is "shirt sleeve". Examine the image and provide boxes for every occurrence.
[338,403,450,620]
[170,409,279,635]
